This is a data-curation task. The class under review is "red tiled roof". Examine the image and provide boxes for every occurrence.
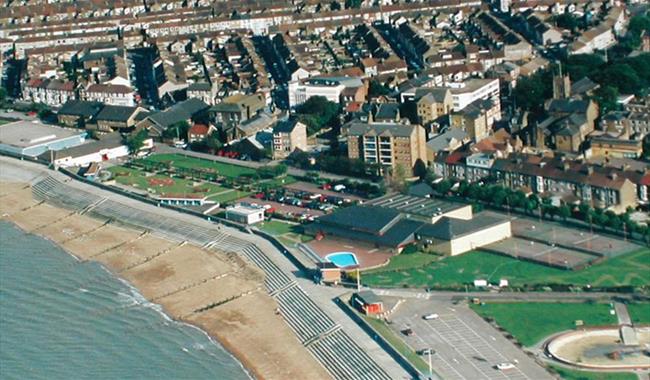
[189,123,210,135]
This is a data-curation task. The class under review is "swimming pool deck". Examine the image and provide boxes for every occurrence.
[307,237,394,270]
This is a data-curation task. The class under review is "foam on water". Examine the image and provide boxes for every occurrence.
[0,221,251,380]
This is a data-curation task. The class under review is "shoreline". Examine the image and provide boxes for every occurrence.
[1,217,257,380]
[0,180,331,380]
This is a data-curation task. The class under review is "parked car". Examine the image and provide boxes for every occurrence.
[496,363,515,371]
[423,313,439,320]
[401,328,414,336]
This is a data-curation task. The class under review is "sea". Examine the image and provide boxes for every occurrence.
[0,221,251,380]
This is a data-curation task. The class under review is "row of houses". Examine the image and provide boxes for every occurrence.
[22,80,137,107]
[433,151,649,211]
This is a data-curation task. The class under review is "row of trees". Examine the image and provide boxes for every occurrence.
[432,179,650,242]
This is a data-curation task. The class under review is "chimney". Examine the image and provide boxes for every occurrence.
[610,172,618,180]
[586,166,594,175]
[563,162,570,171]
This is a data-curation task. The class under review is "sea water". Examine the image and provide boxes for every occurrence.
[0,221,250,380]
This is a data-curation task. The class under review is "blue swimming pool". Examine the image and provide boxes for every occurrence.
[326,252,359,268]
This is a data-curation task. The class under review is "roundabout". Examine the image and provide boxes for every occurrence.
[546,327,650,370]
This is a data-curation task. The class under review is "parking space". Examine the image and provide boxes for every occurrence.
[387,299,553,380]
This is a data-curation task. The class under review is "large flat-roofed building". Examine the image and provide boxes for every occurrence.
[364,193,472,223]
[0,120,87,157]
[416,215,512,256]
[305,201,510,255]
[347,122,427,174]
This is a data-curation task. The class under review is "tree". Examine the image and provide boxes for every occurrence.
[593,86,618,115]
[0,87,6,104]
[368,80,390,98]
[205,132,223,154]
[558,204,571,221]
[594,64,642,95]
[434,179,453,195]
[389,164,408,192]
[413,159,427,180]
[553,13,579,32]
[295,96,339,134]
[513,69,553,115]
[126,129,149,154]
[162,121,190,140]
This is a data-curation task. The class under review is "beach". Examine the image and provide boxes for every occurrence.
[0,180,331,380]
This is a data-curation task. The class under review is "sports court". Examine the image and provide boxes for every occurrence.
[512,218,640,258]
[483,237,596,269]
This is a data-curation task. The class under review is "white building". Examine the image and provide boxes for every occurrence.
[49,132,153,168]
[225,204,265,225]
[446,78,500,112]
[288,76,365,108]
[82,83,136,106]
[570,25,616,55]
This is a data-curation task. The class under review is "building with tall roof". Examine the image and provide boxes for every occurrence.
[347,122,427,174]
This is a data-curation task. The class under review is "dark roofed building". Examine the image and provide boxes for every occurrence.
[143,98,210,139]
[94,105,145,132]
[373,102,400,122]
[57,100,104,128]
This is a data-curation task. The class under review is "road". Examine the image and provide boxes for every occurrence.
[154,144,375,184]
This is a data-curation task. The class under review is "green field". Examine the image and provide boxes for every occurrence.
[470,302,618,347]
[108,166,228,198]
[141,153,256,178]
[257,220,297,235]
[627,302,650,324]
[258,220,313,246]
[550,365,637,380]
[362,248,650,289]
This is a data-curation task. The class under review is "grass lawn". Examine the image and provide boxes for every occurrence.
[257,220,297,236]
[208,189,251,204]
[108,166,228,198]
[627,302,650,324]
[141,153,256,178]
[258,220,313,246]
[362,248,650,289]
[550,365,637,380]
[470,302,618,347]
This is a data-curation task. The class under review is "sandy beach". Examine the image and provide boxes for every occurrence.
[1,181,331,380]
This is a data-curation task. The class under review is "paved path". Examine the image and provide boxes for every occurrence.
[373,288,645,302]
[614,302,632,325]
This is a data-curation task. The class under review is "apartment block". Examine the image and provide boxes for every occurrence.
[347,122,427,173]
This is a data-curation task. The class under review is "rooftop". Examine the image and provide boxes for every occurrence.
[365,193,468,220]
[0,120,85,149]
